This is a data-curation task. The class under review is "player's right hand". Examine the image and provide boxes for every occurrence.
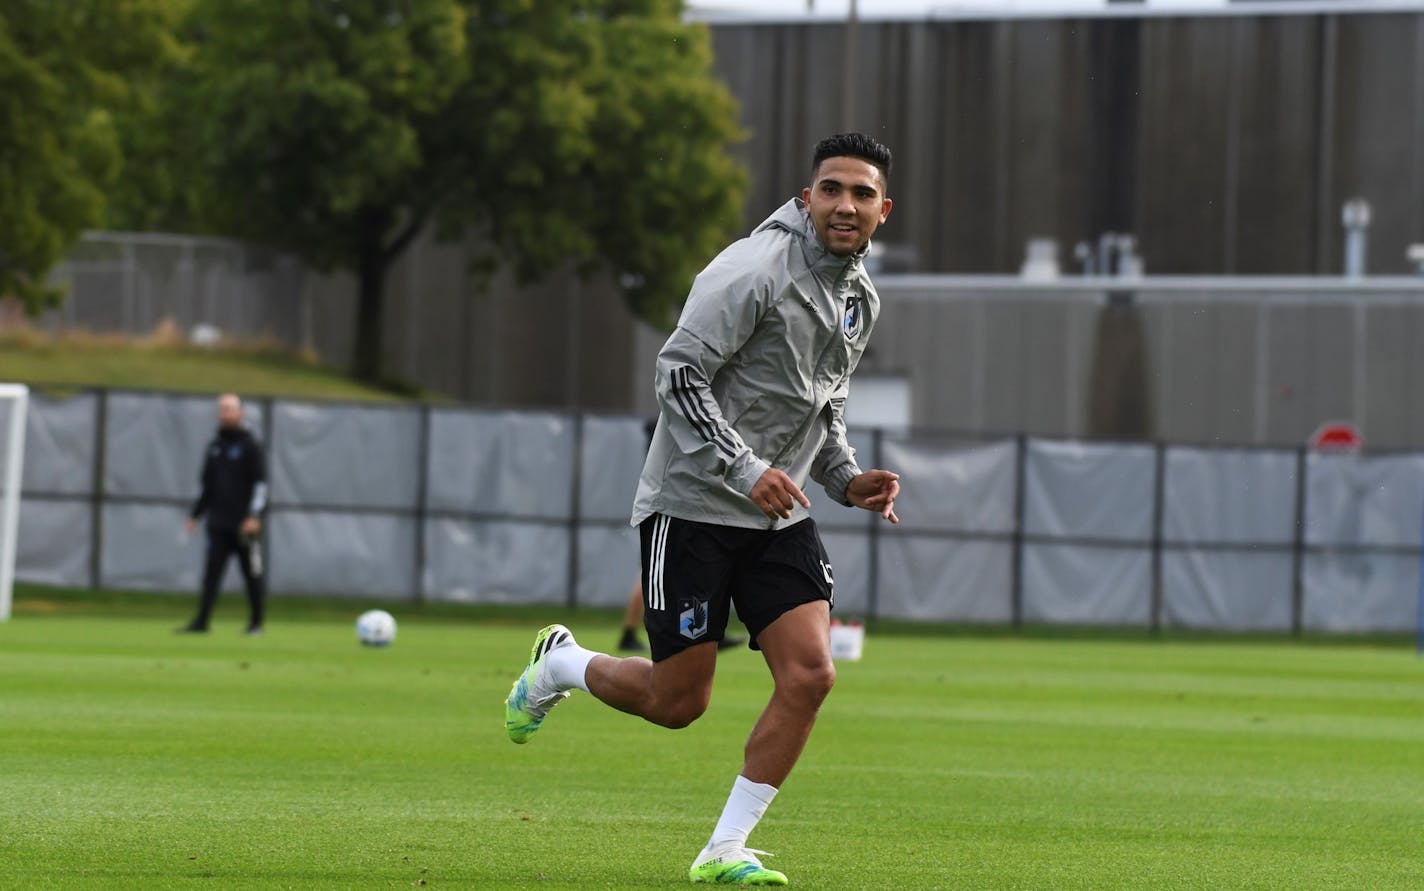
[847,469,900,524]
[749,468,810,520]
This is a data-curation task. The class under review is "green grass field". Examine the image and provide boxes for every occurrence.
[3,594,1422,889]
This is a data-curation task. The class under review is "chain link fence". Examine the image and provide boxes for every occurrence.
[6,388,1420,633]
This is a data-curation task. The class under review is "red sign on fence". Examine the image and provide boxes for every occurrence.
[1308,421,1363,451]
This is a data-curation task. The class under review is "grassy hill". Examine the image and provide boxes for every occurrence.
[0,325,425,402]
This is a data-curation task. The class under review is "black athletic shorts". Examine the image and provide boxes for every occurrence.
[638,513,835,662]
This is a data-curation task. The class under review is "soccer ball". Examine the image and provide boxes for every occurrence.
[355,609,397,647]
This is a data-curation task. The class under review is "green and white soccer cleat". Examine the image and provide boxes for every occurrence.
[688,847,788,886]
[504,624,574,744]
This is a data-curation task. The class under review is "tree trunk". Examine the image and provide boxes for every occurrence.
[352,245,386,384]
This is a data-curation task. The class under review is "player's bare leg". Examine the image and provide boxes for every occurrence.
[689,600,832,885]
[741,600,835,786]
[507,621,719,742]
[585,641,718,729]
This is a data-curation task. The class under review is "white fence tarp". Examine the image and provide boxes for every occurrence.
[9,392,1423,634]
[21,393,96,495]
[877,538,1014,622]
[272,402,419,509]
[106,393,266,499]
[874,438,1017,622]
[426,409,573,518]
[1025,440,1156,540]
[1161,448,1298,630]
[1302,453,1424,632]
[881,438,1017,534]
[1023,440,1156,625]
[271,511,416,598]
[424,518,568,606]
[1305,453,1424,548]
[16,501,90,587]
[1025,545,1152,626]
[10,394,96,587]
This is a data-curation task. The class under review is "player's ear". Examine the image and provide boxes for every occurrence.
[878,196,893,224]
[802,185,812,205]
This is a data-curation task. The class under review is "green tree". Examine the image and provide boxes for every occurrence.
[104,1,206,234]
[0,0,178,311]
[181,0,744,383]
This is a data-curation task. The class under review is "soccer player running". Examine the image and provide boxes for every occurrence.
[505,133,901,886]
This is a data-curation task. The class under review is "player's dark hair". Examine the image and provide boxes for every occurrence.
[811,132,893,188]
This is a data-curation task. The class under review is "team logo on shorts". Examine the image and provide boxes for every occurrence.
[678,598,709,640]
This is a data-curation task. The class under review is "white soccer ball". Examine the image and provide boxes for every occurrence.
[355,609,397,647]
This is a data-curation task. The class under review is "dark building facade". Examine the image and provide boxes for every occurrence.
[708,8,1424,276]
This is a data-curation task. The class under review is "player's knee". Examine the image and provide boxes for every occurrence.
[783,660,836,707]
[652,692,710,729]
[810,660,837,701]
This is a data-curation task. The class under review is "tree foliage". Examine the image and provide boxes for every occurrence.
[182,0,468,267]
[448,0,747,326]
[0,0,179,310]
[177,0,745,381]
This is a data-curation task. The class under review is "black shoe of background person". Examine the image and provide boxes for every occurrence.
[717,635,747,651]
[617,627,648,653]
[177,622,209,634]
[243,625,264,637]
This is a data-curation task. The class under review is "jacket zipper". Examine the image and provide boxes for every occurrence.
[765,260,859,527]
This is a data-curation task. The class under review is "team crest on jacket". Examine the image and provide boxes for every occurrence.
[843,297,862,340]
[679,598,709,640]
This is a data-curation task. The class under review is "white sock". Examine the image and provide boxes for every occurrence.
[705,775,778,853]
[545,643,597,694]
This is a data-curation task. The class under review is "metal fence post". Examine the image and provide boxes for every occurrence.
[89,389,108,590]
[1010,433,1028,628]
[1150,441,1167,633]
[566,411,585,609]
[1290,446,1308,636]
[121,242,137,335]
[261,396,276,593]
[412,403,431,605]
[1416,498,1424,657]
[866,426,884,622]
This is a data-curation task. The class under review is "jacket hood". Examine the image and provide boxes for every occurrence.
[752,198,871,270]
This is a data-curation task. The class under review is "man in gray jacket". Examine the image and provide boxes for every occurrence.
[506,133,901,886]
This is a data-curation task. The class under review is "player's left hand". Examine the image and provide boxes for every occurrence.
[847,470,899,524]
[240,516,261,537]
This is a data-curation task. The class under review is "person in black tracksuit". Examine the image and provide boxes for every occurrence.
[180,393,268,635]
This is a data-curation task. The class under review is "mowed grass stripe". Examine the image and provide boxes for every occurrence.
[1,613,1421,889]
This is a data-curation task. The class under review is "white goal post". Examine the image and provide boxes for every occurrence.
[0,384,28,621]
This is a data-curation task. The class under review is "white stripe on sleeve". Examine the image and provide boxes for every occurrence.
[248,481,268,516]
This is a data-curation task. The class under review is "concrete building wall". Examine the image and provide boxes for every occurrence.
[709,10,1424,276]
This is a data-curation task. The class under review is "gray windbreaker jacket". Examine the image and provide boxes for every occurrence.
[631,197,879,530]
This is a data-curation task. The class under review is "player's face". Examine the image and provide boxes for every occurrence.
[802,156,893,257]
[217,395,243,429]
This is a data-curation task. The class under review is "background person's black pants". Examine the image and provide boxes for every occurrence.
[192,527,265,630]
